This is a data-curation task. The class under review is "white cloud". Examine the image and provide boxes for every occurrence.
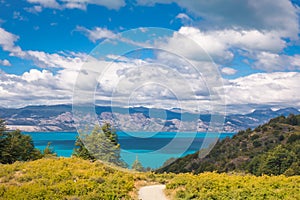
[24,5,43,13]
[1,57,299,113]
[156,26,286,64]
[22,69,55,82]
[176,13,191,20]
[254,52,300,71]
[0,70,72,107]
[76,26,118,42]
[26,50,86,69]
[0,59,11,66]
[27,0,60,9]
[224,72,300,107]
[26,0,125,10]
[0,27,23,56]
[221,67,237,75]
[62,0,126,10]
[63,1,86,9]
[137,0,299,39]
[175,13,192,24]
[179,27,285,54]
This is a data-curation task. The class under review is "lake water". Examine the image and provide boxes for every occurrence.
[25,131,235,169]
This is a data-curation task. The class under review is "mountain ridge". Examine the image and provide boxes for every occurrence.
[0,104,299,132]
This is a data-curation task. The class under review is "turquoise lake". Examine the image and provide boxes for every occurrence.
[25,132,235,169]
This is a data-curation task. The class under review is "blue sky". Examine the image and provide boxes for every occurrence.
[0,0,299,113]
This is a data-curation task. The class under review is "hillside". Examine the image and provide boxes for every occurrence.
[158,114,300,176]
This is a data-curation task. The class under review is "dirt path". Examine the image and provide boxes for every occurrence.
[138,184,168,200]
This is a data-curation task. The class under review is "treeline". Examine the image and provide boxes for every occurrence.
[158,114,300,176]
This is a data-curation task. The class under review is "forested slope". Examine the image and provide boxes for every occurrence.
[158,114,300,176]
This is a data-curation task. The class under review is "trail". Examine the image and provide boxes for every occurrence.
[138,184,168,200]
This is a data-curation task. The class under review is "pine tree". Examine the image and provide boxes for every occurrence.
[131,155,144,171]
[73,123,127,167]
[73,135,95,160]
[43,142,57,157]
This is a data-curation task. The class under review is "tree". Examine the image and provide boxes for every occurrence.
[286,114,299,125]
[0,120,42,164]
[131,156,144,171]
[73,135,95,160]
[258,145,294,175]
[43,142,57,157]
[73,123,127,168]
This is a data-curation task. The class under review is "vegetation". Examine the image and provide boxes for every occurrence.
[131,156,144,172]
[0,119,42,164]
[43,142,57,158]
[158,114,300,176]
[1,157,299,199]
[0,158,135,199]
[73,123,127,168]
[166,172,300,200]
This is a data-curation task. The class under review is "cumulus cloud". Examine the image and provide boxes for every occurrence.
[179,27,285,55]
[254,52,300,71]
[1,54,299,113]
[155,26,287,65]
[76,26,118,42]
[0,70,72,107]
[0,59,11,66]
[134,1,299,73]
[221,67,237,75]
[26,0,125,10]
[224,72,300,108]
[2,67,299,113]
[26,50,86,69]
[137,0,299,39]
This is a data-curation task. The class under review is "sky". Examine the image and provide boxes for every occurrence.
[0,0,300,114]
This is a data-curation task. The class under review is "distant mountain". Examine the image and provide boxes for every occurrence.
[157,114,300,176]
[0,104,299,132]
[224,107,300,131]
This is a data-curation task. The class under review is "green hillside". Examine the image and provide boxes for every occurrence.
[158,114,300,176]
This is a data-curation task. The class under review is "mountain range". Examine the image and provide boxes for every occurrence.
[0,105,299,132]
